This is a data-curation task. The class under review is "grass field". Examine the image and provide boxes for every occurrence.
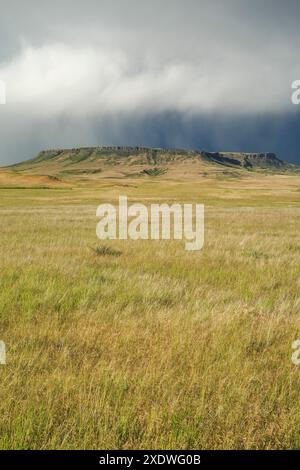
[1,168,300,449]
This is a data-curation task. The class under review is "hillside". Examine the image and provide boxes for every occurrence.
[0,146,298,187]
[13,146,288,169]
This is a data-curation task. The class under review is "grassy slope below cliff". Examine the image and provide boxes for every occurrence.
[1,146,298,188]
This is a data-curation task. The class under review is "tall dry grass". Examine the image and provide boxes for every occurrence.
[0,175,300,449]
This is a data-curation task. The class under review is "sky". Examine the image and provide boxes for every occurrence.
[0,0,300,165]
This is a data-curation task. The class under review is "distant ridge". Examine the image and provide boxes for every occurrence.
[2,146,298,186]
[13,146,289,170]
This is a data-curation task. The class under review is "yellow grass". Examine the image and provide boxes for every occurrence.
[0,169,300,449]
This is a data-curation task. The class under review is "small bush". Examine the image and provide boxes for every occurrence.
[142,167,167,176]
[91,245,122,257]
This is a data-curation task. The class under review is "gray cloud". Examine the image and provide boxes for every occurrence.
[1,0,300,164]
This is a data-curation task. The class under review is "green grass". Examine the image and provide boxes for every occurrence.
[0,176,300,449]
[92,245,122,257]
[142,168,168,176]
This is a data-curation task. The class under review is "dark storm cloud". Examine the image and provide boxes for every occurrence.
[0,0,300,164]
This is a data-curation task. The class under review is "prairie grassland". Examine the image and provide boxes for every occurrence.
[0,172,300,449]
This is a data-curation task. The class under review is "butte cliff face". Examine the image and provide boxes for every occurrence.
[200,151,286,169]
[1,146,297,186]
[17,146,287,170]
[2,146,296,185]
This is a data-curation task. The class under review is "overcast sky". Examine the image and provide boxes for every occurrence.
[0,0,300,164]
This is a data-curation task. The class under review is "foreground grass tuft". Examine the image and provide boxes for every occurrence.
[92,245,122,257]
